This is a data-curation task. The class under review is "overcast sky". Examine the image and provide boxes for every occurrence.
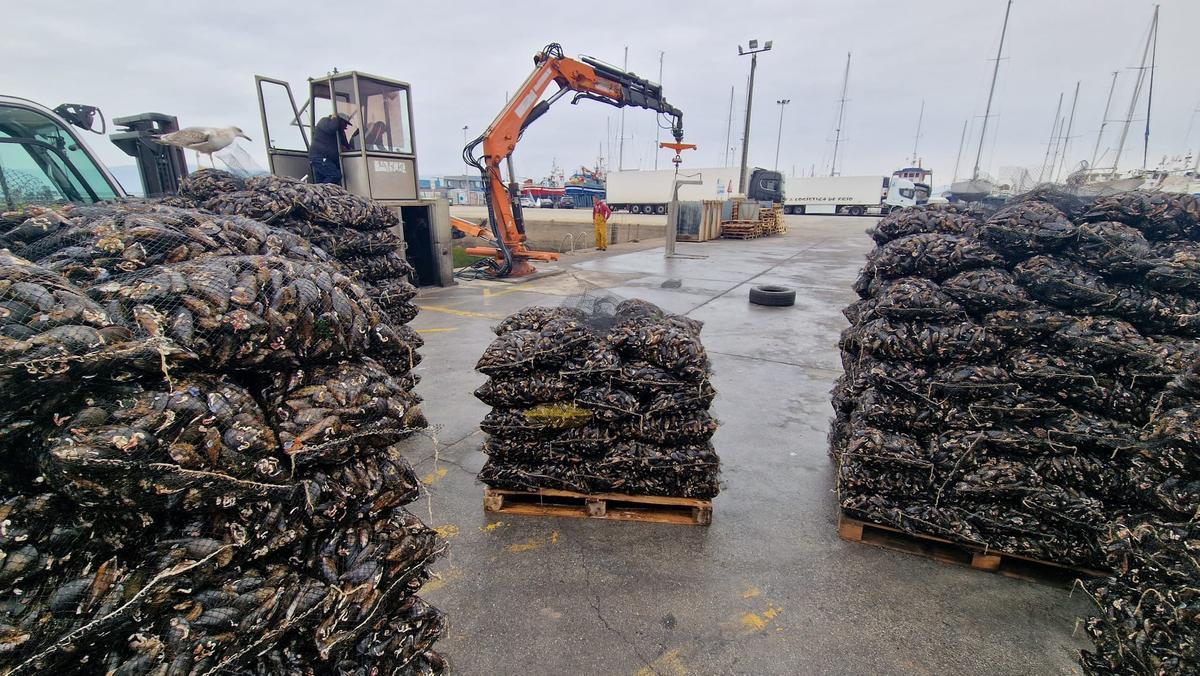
[6,0,1198,187]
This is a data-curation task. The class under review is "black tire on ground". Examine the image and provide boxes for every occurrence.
[749,285,796,307]
[849,206,865,216]
[783,206,794,215]
[655,205,667,215]
[630,205,641,214]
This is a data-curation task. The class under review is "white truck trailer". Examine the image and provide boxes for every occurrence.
[606,167,783,214]
[782,175,916,215]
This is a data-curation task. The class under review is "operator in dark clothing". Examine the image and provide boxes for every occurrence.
[309,113,351,184]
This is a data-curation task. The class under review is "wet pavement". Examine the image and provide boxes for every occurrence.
[401,214,1091,675]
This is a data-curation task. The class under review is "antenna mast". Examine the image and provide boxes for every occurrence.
[972,0,1013,181]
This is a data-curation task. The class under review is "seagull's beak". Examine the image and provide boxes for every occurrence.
[239,133,252,141]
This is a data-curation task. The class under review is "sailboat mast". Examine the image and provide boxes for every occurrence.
[1112,6,1158,175]
[972,0,1013,181]
[1038,92,1064,184]
[911,100,925,165]
[1143,10,1157,169]
[952,119,969,183]
[1054,81,1081,182]
[830,52,851,177]
[1091,71,1119,168]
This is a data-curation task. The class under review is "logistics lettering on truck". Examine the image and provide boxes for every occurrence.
[607,167,783,214]
[782,175,916,216]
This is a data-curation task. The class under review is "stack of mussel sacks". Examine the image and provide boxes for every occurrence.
[829,191,1200,674]
[475,299,721,499]
[179,168,421,326]
[0,197,445,673]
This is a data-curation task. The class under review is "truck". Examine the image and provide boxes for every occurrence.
[606,166,783,215]
[782,175,917,216]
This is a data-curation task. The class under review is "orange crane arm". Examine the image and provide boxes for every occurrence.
[460,43,685,276]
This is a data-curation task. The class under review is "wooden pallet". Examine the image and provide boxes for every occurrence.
[837,513,1107,586]
[484,488,712,525]
[720,220,764,239]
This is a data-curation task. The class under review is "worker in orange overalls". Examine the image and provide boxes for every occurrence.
[593,198,612,251]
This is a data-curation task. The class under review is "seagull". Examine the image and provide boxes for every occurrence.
[154,126,252,169]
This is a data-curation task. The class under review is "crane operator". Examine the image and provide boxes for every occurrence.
[310,113,352,184]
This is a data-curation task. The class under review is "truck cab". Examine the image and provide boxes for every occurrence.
[746,168,784,204]
[0,96,125,209]
[884,176,918,210]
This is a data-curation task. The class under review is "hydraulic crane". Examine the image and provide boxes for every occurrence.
[451,43,686,277]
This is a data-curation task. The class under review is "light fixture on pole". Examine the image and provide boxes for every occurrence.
[774,99,790,171]
[737,39,772,194]
[461,125,470,185]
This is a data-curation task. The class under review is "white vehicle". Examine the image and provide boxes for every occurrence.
[606,167,783,214]
[783,175,917,216]
[518,196,536,208]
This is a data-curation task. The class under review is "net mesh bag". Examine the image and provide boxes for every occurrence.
[832,188,1200,675]
[475,294,720,499]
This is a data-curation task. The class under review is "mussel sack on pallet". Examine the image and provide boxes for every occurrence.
[475,298,721,499]
[831,190,1200,674]
[0,190,444,673]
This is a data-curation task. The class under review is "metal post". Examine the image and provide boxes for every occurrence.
[618,46,628,171]
[724,86,734,166]
[774,99,790,171]
[737,40,772,194]
[654,51,664,170]
[461,125,469,185]
[739,54,757,194]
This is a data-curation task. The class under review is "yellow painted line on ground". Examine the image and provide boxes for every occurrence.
[635,649,687,676]
[422,566,462,594]
[482,284,534,299]
[739,603,784,634]
[481,521,506,532]
[421,467,448,485]
[415,327,459,334]
[504,530,560,553]
[417,305,506,320]
[434,524,460,539]
[740,585,762,599]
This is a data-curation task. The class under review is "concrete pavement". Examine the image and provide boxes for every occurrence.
[399,214,1092,675]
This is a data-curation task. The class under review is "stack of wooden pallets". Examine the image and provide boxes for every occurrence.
[719,220,764,239]
[760,203,786,235]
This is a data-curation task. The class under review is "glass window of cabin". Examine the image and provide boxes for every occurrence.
[358,79,412,154]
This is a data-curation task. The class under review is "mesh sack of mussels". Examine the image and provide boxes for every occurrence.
[834,189,1200,572]
[174,170,421,324]
[474,298,720,499]
[0,194,446,673]
[1079,520,1199,676]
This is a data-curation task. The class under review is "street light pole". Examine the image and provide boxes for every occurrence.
[737,39,772,194]
[461,125,469,180]
[774,99,790,171]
